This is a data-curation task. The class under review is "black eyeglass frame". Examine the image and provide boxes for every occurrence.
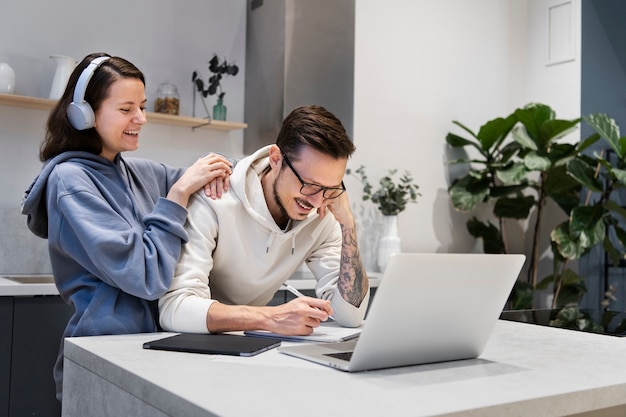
[281,152,346,199]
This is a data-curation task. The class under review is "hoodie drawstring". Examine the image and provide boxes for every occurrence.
[266,232,276,253]
[265,231,296,255]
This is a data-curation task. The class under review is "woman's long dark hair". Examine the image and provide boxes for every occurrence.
[40,52,145,161]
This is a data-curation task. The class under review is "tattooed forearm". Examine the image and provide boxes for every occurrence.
[338,223,369,306]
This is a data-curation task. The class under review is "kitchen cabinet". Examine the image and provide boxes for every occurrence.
[0,299,12,417]
[1,295,72,417]
[0,93,247,132]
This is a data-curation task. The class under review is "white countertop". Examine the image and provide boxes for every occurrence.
[62,320,626,417]
[0,274,57,296]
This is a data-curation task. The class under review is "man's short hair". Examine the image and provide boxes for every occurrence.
[276,105,355,160]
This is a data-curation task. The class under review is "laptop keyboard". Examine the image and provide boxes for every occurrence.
[324,351,353,362]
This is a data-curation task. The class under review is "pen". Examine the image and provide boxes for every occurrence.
[281,283,335,321]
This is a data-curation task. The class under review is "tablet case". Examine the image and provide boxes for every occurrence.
[143,333,280,357]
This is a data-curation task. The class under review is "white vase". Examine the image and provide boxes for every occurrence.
[377,215,402,272]
[0,63,15,94]
[49,55,77,100]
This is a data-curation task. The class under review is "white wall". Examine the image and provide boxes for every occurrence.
[349,0,581,271]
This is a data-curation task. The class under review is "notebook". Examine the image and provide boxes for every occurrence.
[278,253,525,371]
[245,321,361,343]
[143,333,280,357]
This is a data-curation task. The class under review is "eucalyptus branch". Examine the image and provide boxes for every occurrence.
[348,166,421,216]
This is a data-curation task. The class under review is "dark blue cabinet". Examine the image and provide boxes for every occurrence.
[1,296,72,417]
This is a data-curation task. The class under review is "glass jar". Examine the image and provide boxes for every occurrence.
[154,81,179,115]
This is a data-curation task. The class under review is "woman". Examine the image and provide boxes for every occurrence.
[21,52,233,402]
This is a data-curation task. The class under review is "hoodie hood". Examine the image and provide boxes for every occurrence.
[229,145,320,253]
[21,151,117,239]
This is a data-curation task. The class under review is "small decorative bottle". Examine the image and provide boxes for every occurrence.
[213,95,227,121]
[154,82,180,115]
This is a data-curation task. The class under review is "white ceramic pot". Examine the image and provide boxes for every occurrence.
[377,215,402,272]
[0,63,15,94]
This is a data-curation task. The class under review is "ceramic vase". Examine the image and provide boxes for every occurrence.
[0,63,15,94]
[377,215,401,272]
[49,55,77,100]
[213,97,227,121]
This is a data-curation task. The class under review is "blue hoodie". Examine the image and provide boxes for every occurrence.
[21,151,188,400]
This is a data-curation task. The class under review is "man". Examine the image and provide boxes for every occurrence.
[159,105,369,335]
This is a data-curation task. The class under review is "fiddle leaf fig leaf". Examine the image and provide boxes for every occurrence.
[490,183,528,198]
[449,175,490,212]
[613,224,626,250]
[584,113,625,158]
[496,163,528,184]
[544,165,580,195]
[510,280,534,309]
[611,167,626,184]
[476,114,517,152]
[499,141,522,163]
[569,205,605,248]
[551,222,586,259]
[543,165,582,215]
[451,120,479,141]
[553,271,587,308]
[523,151,551,171]
[604,236,621,268]
[539,118,581,144]
[493,196,535,219]
[446,133,478,149]
[576,132,601,153]
[514,103,555,147]
[511,125,538,151]
[566,158,603,192]
[466,217,504,254]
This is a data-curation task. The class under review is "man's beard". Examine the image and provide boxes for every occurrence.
[272,176,291,222]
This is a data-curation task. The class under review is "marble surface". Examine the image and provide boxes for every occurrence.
[0,274,57,296]
[62,320,626,417]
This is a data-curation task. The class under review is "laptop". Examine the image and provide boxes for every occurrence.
[278,252,525,372]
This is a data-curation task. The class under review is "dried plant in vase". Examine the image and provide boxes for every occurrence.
[192,54,239,120]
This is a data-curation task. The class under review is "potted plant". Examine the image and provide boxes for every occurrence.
[192,54,239,121]
[446,104,626,334]
[349,166,420,271]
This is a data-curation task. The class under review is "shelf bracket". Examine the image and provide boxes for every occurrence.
[191,118,212,131]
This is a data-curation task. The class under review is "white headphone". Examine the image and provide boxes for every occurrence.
[67,56,110,130]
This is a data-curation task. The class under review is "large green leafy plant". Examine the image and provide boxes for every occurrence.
[447,104,626,315]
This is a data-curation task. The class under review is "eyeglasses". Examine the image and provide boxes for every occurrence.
[281,152,346,199]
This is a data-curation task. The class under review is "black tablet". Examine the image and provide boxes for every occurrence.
[143,333,280,357]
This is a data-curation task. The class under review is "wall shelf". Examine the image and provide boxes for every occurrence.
[0,93,247,132]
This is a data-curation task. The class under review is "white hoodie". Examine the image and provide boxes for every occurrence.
[159,145,369,333]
